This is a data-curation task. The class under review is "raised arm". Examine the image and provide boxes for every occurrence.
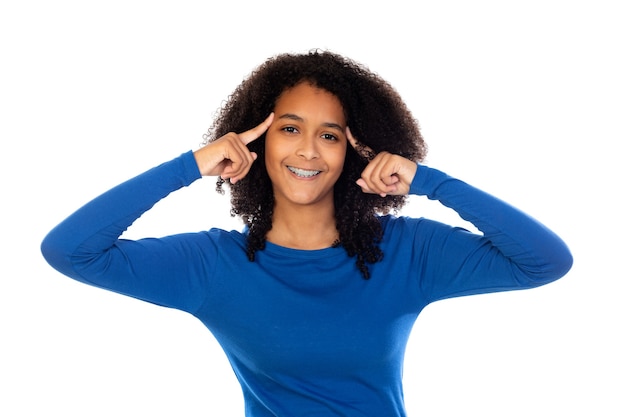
[347,127,573,299]
[41,115,274,310]
[411,165,573,282]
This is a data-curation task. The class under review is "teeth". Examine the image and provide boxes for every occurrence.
[288,166,321,178]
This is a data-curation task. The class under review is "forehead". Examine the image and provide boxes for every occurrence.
[275,82,345,121]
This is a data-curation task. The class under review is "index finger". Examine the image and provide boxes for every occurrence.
[346,126,377,161]
[239,113,275,145]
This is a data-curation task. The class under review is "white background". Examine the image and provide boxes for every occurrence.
[1,0,624,415]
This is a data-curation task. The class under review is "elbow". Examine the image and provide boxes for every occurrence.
[40,229,74,278]
[553,244,574,279]
[548,234,574,279]
[535,243,574,284]
[517,241,574,288]
[41,232,61,273]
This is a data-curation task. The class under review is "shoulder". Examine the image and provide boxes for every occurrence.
[200,227,248,249]
[378,214,423,247]
[379,213,436,234]
[157,227,248,261]
[378,213,466,248]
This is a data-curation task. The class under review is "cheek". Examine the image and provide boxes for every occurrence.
[332,146,348,171]
[263,135,279,165]
[263,136,289,184]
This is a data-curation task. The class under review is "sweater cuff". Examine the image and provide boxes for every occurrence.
[180,150,203,185]
[409,165,437,197]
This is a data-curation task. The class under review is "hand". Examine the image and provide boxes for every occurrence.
[347,127,417,197]
[194,113,274,183]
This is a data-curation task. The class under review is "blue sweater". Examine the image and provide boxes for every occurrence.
[41,151,572,416]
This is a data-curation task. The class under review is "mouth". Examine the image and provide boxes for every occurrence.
[287,166,322,178]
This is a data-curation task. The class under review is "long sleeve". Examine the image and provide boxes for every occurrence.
[404,165,573,302]
[40,151,212,312]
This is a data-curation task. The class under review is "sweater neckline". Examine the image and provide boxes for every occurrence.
[262,240,346,259]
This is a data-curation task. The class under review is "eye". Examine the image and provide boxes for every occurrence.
[282,126,299,134]
[321,133,338,141]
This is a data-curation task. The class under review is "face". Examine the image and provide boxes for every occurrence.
[265,82,347,210]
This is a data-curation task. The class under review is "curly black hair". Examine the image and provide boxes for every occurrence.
[204,50,427,279]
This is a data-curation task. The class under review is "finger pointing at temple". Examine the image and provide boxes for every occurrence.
[347,126,417,197]
[194,113,274,180]
[239,112,275,145]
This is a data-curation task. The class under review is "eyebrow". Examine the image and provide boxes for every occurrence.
[278,113,344,131]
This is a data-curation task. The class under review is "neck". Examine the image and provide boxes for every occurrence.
[266,202,338,250]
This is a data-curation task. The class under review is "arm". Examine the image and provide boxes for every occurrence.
[410,165,573,299]
[41,114,275,310]
[347,129,572,299]
[40,151,213,311]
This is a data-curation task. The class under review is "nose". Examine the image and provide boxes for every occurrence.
[296,135,320,160]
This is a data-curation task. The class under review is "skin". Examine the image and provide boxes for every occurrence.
[193,82,418,249]
[263,83,347,248]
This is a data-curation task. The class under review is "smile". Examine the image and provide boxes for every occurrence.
[287,166,321,178]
